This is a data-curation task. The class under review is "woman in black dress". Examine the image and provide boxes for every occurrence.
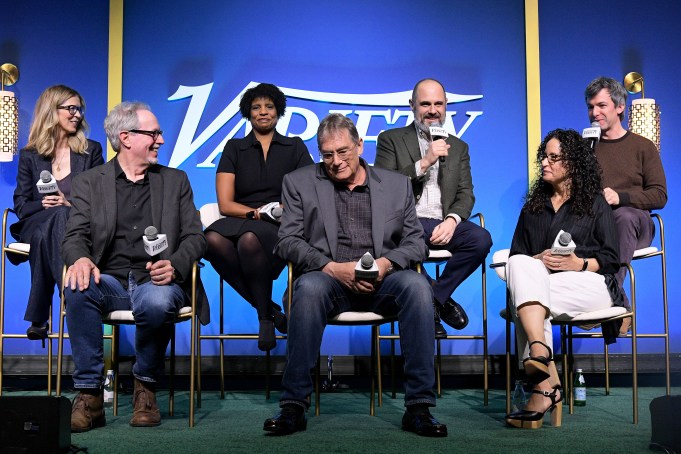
[11,85,104,340]
[204,83,313,351]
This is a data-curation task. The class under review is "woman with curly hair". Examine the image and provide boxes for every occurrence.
[504,129,623,429]
[204,83,313,351]
[11,85,104,340]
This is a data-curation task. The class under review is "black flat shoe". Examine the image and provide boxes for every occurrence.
[26,322,49,341]
[523,341,552,384]
[402,409,448,437]
[439,298,469,330]
[263,405,307,435]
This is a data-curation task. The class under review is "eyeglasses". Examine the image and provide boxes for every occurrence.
[57,105,84,116]
[128,129,163,141]
[320,148,353,163]
[540,153,563,164]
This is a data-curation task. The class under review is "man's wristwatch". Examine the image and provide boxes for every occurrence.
[581,258,589,271]
[246,210,256,220]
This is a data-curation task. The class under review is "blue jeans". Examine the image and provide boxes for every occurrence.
[65,273,187,389]
[280,270,436,409]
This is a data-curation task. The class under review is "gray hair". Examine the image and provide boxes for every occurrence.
[317,113,360,149]
[585,77,627,121]
[104,101,151,151]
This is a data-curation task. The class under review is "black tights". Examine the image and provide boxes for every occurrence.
[205,231,284,320]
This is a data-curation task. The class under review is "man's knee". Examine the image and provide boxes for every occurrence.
[467,224,493,253]
[290,272,333,317]
[396,271,433,308]
[64,276,99,308]
[133,285,182,322]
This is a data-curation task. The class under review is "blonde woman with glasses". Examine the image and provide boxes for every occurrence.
[10,85,103,341]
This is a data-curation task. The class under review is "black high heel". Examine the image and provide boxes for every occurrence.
[523,340,552,384]
[505,387,563,429]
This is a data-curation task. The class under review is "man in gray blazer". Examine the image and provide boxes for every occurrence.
[62,102,206,432]
[375,78,492,338]
[263,114,446,437]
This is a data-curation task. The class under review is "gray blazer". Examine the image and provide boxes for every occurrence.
[375,122,475,221]
[62,159,209,324]
[275,161,428,275]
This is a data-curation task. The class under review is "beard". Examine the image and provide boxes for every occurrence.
[414,116,443,137]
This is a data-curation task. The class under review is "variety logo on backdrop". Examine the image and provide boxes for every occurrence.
[167,81,484,168]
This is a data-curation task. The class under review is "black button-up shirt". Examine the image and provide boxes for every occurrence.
[100,159,154,288]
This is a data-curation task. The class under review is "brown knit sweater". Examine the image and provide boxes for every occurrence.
[594,131,667,210]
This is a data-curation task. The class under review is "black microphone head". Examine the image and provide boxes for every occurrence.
[360,252,374,270]
[144,225,158,240]
[558,231,572,246]
[40,170,52,183]
[272,206,283,219]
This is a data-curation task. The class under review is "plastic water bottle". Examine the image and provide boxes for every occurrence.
[103,370,114,409]
[511,380,527,412]
[574,368,586,406]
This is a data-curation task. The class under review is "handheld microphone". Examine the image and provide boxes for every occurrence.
[582,121,601,149]
[259,202,283,223]
[354,251,379,280]
[550,230,576,255]
[36,170,59,195]
[142,226,168,257]
[429,126,449,163]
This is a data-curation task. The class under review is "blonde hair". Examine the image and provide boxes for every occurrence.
[25,85,90,157]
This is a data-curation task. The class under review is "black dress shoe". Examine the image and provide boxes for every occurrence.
[439,298,469,330]
[263,405,307,435]
[26,322,49,341]
[402,409,448,437]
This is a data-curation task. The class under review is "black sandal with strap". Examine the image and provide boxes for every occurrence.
[522,340,553,384]
[505,387,563,429]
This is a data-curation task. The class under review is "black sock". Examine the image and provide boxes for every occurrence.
[407,404,430,415]
[258,318,276,351]
[80,388,102,396]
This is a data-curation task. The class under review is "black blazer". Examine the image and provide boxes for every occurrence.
[62,159,210,324]
[10,139,104,241]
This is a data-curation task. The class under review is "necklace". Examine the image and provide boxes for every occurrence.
[54,151,67,172]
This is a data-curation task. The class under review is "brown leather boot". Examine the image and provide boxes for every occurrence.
[71,392,105,432]
[130,378,161,427]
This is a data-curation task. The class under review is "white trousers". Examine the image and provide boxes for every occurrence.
[506,254,614,361]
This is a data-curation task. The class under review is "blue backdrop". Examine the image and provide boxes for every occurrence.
[0,1,677,359]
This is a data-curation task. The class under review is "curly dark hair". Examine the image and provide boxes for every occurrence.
[523,128,602,217]
[238,83,287,119]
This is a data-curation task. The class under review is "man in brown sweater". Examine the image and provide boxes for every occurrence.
[584,77,667,333]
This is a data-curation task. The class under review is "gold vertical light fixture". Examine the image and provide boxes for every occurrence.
[624,71,661,151]
[0,63,19,162]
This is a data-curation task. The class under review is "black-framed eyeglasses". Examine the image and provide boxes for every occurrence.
[57,105,84,116]
[319,148,353,163]
[540,152,563,164]
[128,129,163,141]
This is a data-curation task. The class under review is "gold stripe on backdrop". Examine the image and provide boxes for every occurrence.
[107,0,124,161]
[525,0,541,186]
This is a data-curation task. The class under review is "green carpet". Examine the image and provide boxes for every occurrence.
[10,385,671,453]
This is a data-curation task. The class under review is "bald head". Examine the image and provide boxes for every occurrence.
[410,79,447,133]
